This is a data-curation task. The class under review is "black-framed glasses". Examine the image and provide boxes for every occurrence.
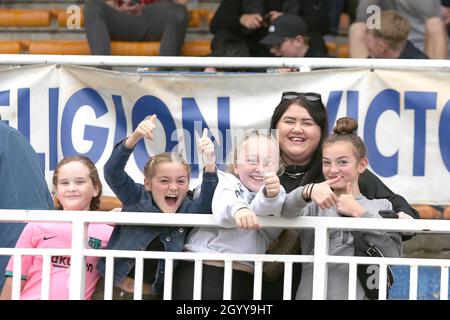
[281,91,321,103]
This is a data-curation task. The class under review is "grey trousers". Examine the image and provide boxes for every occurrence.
[84,0,189,56]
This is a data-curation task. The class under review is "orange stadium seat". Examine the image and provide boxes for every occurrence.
[188,9,202,28]
[201,9,215,25]
[28,39,211,56]
[111,41,159,55]
[413,205,442,219]
[443,206,450,220]
[28,40,91,55]
[112,40,211,56]
[53,8,204,29]
[326,42,337,56]
[337,43,349,58]
[0,9,51,27]
[0,41,23,54]
[53,195,122,211]
[99,196,122,211]
[181,40,211,56]
[56,9,85,28]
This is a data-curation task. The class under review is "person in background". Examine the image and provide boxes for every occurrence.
[365,10,429,59]
[0,119,54,292]
[84,0,189,58]
[260,13,328,58]
[0,156,113,300]
[282,117,402,299]
[348,0,448,59]
[210,0,328,57]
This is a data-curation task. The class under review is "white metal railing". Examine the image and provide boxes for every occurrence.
[0,54,450,70]
[1,209,450,300]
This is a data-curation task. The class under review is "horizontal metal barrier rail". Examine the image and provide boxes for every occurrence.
[0,54,450,70]
[2,209,450,300]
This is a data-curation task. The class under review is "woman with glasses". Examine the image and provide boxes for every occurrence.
[262,91,418,299]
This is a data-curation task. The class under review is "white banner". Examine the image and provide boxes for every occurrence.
[0,65,448,204]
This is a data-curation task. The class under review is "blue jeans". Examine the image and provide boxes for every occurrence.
[327,0,346,35]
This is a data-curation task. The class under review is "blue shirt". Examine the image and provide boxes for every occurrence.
[0,121,54,289]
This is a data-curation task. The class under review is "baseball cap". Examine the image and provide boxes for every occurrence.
[260,14,308,46]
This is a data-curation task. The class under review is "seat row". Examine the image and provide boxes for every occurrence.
[0,39,352,57]
[0,39,212,56]
[0,7,213,29]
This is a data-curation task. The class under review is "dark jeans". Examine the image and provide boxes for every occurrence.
[172,260,254,300]
[91,277,161,300]
[84,0,188,56]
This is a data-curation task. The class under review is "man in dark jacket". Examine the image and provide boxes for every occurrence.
[210,0,329,57]
[366,10,429,59]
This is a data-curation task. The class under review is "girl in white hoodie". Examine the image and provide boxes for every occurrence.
[172,130,286,300]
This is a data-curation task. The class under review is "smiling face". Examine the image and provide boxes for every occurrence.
[276,103,322,165]
[144,161,190,213]
[322,141,368,194]
[234,136,279,192]
[55,161,100,211]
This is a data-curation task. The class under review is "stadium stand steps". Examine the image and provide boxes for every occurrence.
[0,1,352,57]
[27,39,211,56]
[0,1,216,56]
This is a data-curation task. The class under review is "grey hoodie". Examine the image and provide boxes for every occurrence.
[185,171,286,268]
[282,186,402,300]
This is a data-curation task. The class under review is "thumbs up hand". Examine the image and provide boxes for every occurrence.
[125,114,157,149]
[263,172,280,198]
[308,176,340,210]
[336,182,366,217]
[197,128,216,172]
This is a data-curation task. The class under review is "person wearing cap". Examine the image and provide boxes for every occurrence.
[365,10,429,59]
[209,0,329,57]
[260,14,328,58]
